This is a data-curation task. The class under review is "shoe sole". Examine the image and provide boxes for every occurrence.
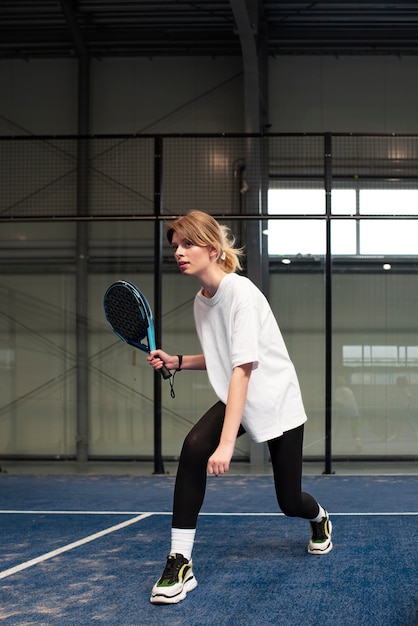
[308,540,333,555]
[150,575,198,604]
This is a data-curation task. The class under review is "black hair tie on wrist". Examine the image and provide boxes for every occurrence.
[169,355,183,398]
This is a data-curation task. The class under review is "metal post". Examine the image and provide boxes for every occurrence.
[324,133,334,475]
[153,136,165,474]
[75,55,90,463]
[59,0,91,463]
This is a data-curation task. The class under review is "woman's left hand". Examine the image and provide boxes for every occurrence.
[207,441,235,476]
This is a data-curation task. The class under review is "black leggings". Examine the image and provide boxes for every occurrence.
[172,401,320,529]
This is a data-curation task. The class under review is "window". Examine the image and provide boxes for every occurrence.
[342,345,418,385]
[267,188,418,256]
[343,345,400,367]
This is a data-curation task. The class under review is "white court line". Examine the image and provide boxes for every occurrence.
[1,510,418,517]
[0,512,152,581]
[0,510,160,515]
[202,511,418,516]
[1,510,417,581]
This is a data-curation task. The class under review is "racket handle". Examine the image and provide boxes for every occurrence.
[160,365,172,380]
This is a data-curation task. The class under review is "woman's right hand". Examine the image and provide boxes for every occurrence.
[147,349,177,372]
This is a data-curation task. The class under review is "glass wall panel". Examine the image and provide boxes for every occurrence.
[0,222,77,457]
[332,223,418,456]
[90,270,157,457]
[89,220,158,457]
[270,266,326,457]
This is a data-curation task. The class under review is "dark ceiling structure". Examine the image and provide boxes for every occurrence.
[1,1,418,60]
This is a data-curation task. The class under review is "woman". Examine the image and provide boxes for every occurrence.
[147,210,332,605]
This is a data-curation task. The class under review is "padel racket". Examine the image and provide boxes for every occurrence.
[104,280,171,380]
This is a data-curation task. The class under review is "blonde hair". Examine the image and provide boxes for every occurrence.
[167,210,244,273]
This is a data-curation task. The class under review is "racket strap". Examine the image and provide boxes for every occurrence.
[169,355,183,399]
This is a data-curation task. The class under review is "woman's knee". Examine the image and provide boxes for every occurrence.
[180,430,212,464]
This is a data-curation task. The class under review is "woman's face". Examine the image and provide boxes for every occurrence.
[171,231,215,278]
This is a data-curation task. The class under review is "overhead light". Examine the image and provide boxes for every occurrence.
[383,263,391,271]
[281,258,291,265]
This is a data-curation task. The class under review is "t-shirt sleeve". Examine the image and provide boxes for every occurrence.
[230,302,260,370]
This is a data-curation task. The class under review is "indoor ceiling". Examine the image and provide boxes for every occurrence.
[1,1,418,59]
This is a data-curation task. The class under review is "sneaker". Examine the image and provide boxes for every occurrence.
[308,510,333,555]
[150,553,197,604]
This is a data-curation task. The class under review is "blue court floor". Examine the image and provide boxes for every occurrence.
[0,468,417,625]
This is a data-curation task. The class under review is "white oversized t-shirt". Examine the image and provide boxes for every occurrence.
[194,273,307,443]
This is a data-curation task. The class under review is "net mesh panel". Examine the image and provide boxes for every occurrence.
[333,135,418,179]
[105,285,148,342]
[269,134,325,179]
[1,134,418,218]
[0,137,155,218]
[163,136,253,215]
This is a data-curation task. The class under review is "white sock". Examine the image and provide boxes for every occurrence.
[310,504,326,523]
[170,528,196,560]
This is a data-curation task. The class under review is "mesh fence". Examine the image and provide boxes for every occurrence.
[1,133,418,219]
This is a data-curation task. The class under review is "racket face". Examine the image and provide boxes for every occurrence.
[104,282,152,353]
